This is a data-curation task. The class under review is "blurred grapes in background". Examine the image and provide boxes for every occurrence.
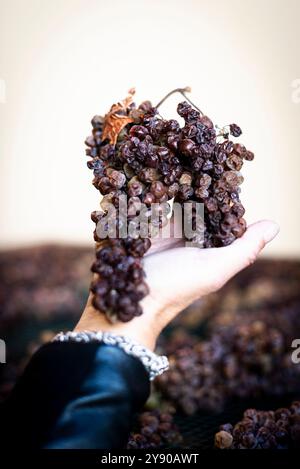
[1,246,300,448]
[1,0,300,450]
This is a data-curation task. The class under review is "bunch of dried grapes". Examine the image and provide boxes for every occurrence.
[126,409,182,449]
[155,321,300,415]
[215,401,300,449]
[156,336,224,415]
[85,87,254,322]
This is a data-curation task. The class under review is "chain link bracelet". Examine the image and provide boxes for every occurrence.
[52,330,169,381]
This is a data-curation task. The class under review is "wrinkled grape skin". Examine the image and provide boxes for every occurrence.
[215,401,300,449]
[85,98,254,321]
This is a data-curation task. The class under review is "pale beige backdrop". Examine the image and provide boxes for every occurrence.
[0,0,299,256]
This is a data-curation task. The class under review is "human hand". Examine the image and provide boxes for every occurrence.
[75,220,279,351]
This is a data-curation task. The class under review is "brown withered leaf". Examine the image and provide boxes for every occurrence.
[101,88,135,145]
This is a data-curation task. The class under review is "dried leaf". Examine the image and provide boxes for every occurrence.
[101,89,135,145]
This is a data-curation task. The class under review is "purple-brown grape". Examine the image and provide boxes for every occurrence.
[85,89,254,322]
[215,401,300,449]
[127,409,182,449]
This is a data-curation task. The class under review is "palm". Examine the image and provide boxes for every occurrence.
[142,220,279,328]
[77,219,278,350]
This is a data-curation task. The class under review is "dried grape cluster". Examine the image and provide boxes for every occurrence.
[85,87,254,322]
[155,321,300,415]
[127,409,182,449]
[215,401,300,449]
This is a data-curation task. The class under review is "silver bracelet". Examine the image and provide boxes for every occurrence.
[52,330,169,381]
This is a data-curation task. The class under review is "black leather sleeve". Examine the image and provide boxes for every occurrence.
[0,342,150,449]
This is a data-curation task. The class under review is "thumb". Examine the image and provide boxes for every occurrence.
[221,220,280,280]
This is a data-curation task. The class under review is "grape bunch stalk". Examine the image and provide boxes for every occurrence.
[85,87,254,323]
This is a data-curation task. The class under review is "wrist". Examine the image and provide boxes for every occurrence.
[75,295,161,351]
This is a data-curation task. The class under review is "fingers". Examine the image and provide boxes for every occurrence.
[142,220,279,331]
[220,220,280,281]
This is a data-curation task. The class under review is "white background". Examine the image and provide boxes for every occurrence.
[0,0,299,256]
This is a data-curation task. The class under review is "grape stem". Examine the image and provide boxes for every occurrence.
[155,87,204,116]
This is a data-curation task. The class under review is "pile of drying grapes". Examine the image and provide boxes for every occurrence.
[155,320,300,415]
[127,409,182,449]
[215,401,300,449]
[85,87,254,322]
